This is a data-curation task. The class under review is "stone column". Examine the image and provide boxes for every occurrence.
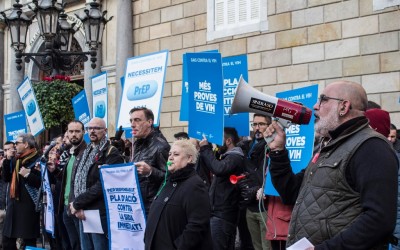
[8,27,25,114]
[115,0,133,104]
[0,21,5,144]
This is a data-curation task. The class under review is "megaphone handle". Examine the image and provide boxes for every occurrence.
[264,119,288,144]
[264,132,277,144]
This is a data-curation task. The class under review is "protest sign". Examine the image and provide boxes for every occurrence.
[72,90,91,142]
[117,50,168,129]
[40,162,54,236]
[17,77,45,136]
[264,85,318,196]
[186,52,224,145]
[92,72,108,127]
[222,54,249,137]
[180,50,218,121]
[100,163,146,250]
[4,111,27,141]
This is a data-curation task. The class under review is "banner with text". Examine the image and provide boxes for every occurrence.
[72,90,91,142]
[187,52,224,145]
[4,111,27,141]
[222,54,249,137]
[100,163,146,250]
[264,85,318,196]
[92,72,108,128]
[41,162,54,235]
[17,77,45,137]
[180,53,189,121]
[117,50,169,129]
[180,50,218,121]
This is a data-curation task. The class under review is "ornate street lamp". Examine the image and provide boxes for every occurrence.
[0,0,112,76]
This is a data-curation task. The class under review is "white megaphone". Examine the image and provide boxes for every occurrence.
[230,76,312,142]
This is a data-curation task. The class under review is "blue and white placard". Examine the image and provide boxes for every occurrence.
[4,111,27,141]
[100,163,146,250]
[187,52,224,145]
[264,85,318,196]
[223,54,249,137]
[72,90,91,142]
[117,50,169,129]
[17,77,45,136]
[40,162,54,236]
[72,90,91,125]
[180,50,218,122]
[92,72,108,127]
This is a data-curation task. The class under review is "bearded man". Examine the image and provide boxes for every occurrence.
[265,81,398,249]
[199,127,245,250]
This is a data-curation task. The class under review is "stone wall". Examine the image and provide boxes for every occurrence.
[131,0,399,142]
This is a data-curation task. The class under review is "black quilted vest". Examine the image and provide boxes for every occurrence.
[287,124,390,247]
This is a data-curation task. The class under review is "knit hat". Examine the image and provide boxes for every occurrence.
[365,108,391,137]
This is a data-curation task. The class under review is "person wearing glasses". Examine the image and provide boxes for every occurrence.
[69,117,124,250]
[129,107,170,215]
[2,134,41,249]
[265,81,398,249]
[236,114,272,250]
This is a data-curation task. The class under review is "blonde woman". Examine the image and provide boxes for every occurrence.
[145,139,212,250]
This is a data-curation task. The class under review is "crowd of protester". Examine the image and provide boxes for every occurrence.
[0,80,399,250]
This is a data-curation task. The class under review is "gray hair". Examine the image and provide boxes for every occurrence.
[18,133,37,149]
[171,139,199,164]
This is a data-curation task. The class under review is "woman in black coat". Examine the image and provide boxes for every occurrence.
[144,139,213,250]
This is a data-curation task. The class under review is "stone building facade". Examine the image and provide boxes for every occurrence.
[1,0,400,143]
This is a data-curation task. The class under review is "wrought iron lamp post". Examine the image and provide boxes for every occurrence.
[1,0,112,76]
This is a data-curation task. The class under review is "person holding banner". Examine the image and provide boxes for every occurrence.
[265,81,398,249]
[144,139,212,250]
[199,127,245,250]
[1,133,41,249]
[70,118,124,250]
[129,107,170,214]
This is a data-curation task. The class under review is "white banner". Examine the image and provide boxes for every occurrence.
[17,77,45,136]
[92,72,108,128]
[117,50,169,128]
[40,162,54,235]
[100,163,146,250]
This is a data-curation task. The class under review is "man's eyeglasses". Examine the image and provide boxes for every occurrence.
[251,122,269,127]
[85,126,105,132]
[318,94,345,106]
[15,141,24,145]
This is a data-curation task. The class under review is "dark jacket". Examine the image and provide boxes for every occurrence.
[72,141,124,233]
[393,152,400,250]
[144,166,213,250]
[237,138,268,212]
[0,166,8,210]
[269,117,398,249]
[131,129,170,214]
[2,152,41,239]
[58,140,87,215]
[200,145,245,224]
[195,156,211,188]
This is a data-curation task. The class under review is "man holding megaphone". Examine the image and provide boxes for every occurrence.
[264,81,398,249]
